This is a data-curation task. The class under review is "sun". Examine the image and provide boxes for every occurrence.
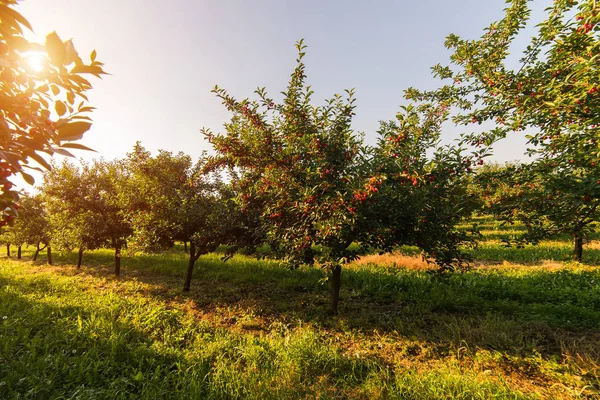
[22,52,47,73]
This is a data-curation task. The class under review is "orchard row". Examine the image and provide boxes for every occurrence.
[1,1,598,314]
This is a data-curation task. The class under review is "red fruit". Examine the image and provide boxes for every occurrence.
[3,215,14,222]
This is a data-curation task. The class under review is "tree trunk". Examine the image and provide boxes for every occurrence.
[6,243,10,257]
[574,233,583,263]
[183,242,197,292]
[33,243,47,262]
[114,246,121,277]
[47,246,52,265]
[77,248,84,269]
[33,243,40,261]
[330,264,342,315]
[184,241,188,254]
[17,245,21,260]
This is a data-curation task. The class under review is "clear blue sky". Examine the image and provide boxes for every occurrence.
[17,0,553,176]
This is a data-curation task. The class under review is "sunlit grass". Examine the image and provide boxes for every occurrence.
[0,214,599,398]
[1,250,599,398]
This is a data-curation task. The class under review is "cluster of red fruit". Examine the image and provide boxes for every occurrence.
[240,103,263,130]
[577,22,595,34]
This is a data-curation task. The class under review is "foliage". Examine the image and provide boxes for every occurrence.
[0,1,106,220]
[203,40,386,313]
[405,0,599,157]
[41,159,131,273]
[405,0,600,261]
[475,161,600,261]
[204,40,370,270]
[42,160,108,266]
[122,142,193,253]
[6,193,51,259]
[366,103,481,271]
[122,143,247,290]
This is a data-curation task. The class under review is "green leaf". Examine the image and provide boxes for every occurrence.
[45,32,66,66]
[56,121,91,141]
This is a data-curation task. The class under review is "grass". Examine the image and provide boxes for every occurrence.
[0,217,599,399]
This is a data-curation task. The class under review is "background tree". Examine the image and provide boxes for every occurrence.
[0,224,12,256]
[42,159,131,274]
[121,144,244,291]
[0,1,106,221]
[42,160,106,268]
[476,161,600,262]
[12,193,51,262]
[122,142,192,253]
[82,159,131,276]
[176,162,239,292]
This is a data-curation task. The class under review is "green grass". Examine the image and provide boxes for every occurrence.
[455,216,600,265]
[0,216,599,399]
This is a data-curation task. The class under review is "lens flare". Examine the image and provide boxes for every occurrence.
[23,52,47,73]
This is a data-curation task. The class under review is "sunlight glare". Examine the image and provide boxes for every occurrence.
[23,52,47,73]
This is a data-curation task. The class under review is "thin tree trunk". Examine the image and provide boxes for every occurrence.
[77,248,84,269]
[574,233,583,262]
[33,243,40,261]
[114,246,121,277]
[184,241,188,254]
[47,246,52,265]
[6,243,10,257]
[330,264,342,315]
[184,242,197,292]
[17,245,21,259]
[33,243,47,262]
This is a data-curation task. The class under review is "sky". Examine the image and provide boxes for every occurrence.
[15,0,554,188]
